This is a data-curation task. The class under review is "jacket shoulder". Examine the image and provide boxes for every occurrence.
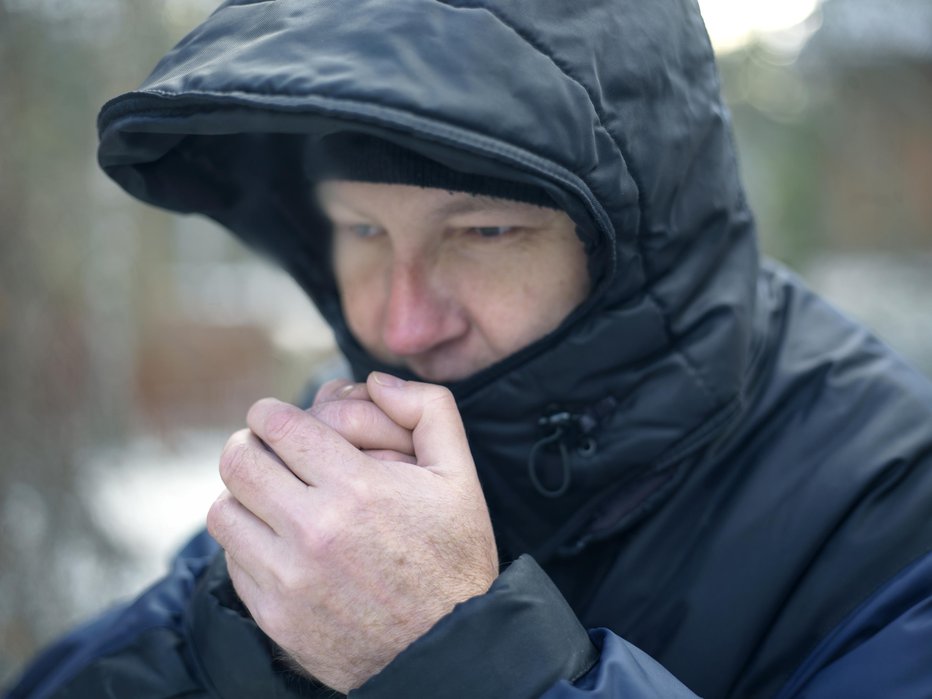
[775,550,932,698]
[5,531,218,699]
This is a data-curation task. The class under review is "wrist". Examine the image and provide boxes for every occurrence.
[350,556,596,698]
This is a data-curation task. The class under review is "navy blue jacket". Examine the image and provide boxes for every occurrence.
[7,0,932,696]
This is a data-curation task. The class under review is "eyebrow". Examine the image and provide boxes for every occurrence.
[316,187,547,221]
[317,193,367,218]
[431,194,532,219]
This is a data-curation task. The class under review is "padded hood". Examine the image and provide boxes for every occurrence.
[97,0,762,558]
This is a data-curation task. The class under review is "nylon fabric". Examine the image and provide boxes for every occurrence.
[6,0,932,697]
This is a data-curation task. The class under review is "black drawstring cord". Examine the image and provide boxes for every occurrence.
[528,423,572,498]
[527,398,618,499]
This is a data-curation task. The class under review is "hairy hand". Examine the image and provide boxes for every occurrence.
[207,372,499,693]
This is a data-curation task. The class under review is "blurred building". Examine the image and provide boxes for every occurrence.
[800,0,932,252]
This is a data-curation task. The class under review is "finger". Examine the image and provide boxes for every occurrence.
[313,379,371,405]
[246,398,360,485]
[310,398,414,454]
[219,429,310,533]
[362,448,418,465]
[365,372,472,474]
[225,552,264,619]
[207,489,278,573]
[225,555,292,649]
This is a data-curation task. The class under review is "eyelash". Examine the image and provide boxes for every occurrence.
[344,224,383,239]
[464,226,516,239]
[337,224,518,240]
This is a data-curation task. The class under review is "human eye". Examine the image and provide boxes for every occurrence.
[465,226,516,239]
[336,223,383,239]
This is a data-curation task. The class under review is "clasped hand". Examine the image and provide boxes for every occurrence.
[206,372,499,693]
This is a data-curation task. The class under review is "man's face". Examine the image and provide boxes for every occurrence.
[318,181,590,383]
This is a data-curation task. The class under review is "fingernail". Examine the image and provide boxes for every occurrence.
[371,371,404,387]
[337,383,356,398]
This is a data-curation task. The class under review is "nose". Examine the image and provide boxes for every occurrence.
[380,260,467,357]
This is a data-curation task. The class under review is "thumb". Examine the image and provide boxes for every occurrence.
[366,372,472,474]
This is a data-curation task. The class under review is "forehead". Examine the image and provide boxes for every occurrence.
[316,180,555,221]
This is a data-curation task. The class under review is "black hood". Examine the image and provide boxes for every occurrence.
[97,0,761,558]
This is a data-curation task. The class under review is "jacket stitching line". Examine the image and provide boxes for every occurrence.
[118,87,622,311]
[131,88,612,224]
[641,288,721,406]
[430,1,722,406]
[427,0,646,264]
[431,0,627,160]
[434,1,736,410]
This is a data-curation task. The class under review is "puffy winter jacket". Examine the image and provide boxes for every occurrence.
[7,0,932,697]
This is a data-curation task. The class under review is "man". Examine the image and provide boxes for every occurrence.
[7,0,932,697]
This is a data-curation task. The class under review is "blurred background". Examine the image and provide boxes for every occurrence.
[1,0,930,686]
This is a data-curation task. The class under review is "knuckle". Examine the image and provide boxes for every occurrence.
[424,384,456,409]
[314,399,366,437]
[275,560,307,594]
[336,400,368,435]
[307,399,335,426]
[221,428,250,456]
[249,594,279,633]
[263,405,303,444]
[281,502,313,538]
[205,504,220,538]
[206,494,233,539]
[315,378,352,405]
[363,448,413,464]
[245,397,275,425]
[346,475,375,508]
[247,398,301,443]
[219,436,253,485]
[301,510,341,558]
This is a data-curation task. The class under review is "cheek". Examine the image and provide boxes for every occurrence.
[458,238,590,353]
[334,249,386,349]
[341,283,378,342]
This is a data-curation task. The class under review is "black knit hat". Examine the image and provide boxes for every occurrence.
[306,132,557,210]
